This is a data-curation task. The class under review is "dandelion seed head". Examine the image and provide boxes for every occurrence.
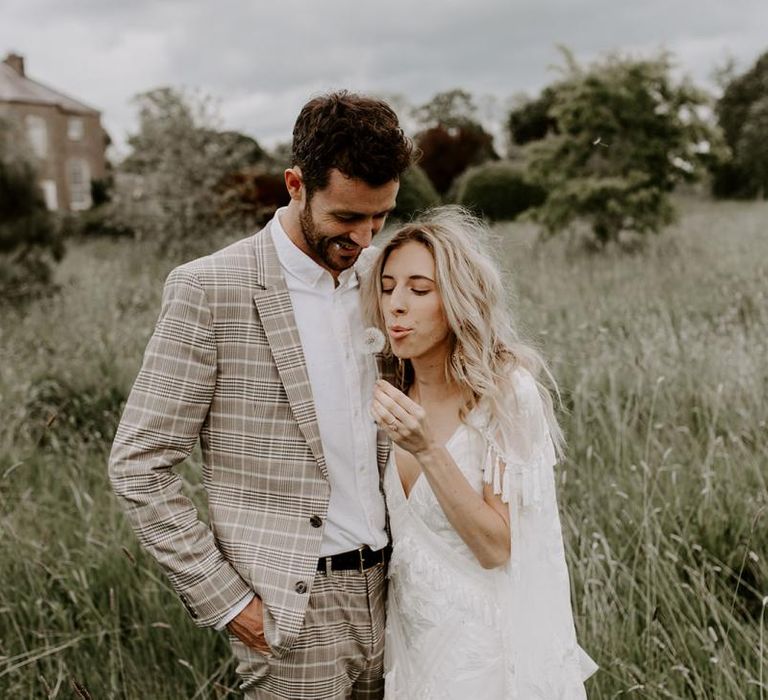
[363,327,386,354]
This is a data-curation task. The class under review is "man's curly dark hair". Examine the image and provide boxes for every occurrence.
[291,91,413,198]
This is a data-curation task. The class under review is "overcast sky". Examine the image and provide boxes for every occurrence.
[2,0,766,156]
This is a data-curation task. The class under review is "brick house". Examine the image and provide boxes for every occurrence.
[0,52,108,211]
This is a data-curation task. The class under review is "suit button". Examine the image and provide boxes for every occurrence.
[309,515,323,528]
[295,581,308,594]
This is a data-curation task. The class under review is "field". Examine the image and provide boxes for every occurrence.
[1,197,766,699]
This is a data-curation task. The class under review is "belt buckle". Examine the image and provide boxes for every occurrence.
[357,546,366,573]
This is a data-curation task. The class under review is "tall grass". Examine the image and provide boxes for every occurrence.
[1,197,766,698]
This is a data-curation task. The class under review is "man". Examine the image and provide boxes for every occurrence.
[109,91,413,698]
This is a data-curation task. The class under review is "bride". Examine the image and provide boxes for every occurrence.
[365,207,597,699]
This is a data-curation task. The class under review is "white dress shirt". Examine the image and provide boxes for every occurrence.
[216,210,388,628]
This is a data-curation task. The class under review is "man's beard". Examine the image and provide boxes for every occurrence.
[299,204,361,272]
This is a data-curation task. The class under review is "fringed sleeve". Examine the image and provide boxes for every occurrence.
[484,368,598,698]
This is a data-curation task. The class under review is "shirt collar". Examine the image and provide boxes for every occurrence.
[271,208,359,290]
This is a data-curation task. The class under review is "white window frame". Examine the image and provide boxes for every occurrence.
[25,114,48,158]
[40,179,58,211]
[68,117,84,141]
[67,158,92,211]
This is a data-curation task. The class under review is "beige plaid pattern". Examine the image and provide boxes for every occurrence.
[109,223,393,658]
[233,565,386,699]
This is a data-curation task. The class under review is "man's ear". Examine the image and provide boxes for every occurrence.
[284,167,304,202]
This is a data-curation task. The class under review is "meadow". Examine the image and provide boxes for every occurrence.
[0,196,766,699]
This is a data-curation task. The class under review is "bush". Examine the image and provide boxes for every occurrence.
[23,375,127,448]
[0,120,64,301]
[392,165,441,220]
[216,167,290,228]
[713,51,768,198]
[60,206,136,240]
[455,161,546,221]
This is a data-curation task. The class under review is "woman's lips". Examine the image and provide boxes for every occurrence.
[388,326,412,340]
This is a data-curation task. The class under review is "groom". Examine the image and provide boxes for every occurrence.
[109,91,413,698]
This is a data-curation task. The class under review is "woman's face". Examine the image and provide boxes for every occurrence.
[380,241,451,362]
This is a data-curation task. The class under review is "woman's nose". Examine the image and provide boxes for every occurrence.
[389,288,407,313]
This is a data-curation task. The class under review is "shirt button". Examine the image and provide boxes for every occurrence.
[295,581,308,594]
[309,515,323,528]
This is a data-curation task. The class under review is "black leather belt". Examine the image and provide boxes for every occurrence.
[317,545,390,573]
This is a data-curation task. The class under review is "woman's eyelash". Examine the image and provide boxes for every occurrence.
[381,288,429,296]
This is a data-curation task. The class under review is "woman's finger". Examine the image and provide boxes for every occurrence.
[374,386,413,423]
[375,380,422,414]
[370,400,399,435]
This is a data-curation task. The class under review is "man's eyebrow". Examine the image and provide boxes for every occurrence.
[381,274,435,283]
[332,206,395,217]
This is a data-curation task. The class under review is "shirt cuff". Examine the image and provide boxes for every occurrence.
[214,592,255,631]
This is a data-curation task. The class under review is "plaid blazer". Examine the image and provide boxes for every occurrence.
[109,223,394,657]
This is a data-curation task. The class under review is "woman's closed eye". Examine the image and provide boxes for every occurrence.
[381,286,430,296]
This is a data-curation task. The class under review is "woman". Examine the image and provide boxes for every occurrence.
[364,207,597,699]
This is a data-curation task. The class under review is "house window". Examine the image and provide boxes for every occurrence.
[40,180,58,211]
[68,117,84,141]
[67,158,91,210]
[25,115,47,158]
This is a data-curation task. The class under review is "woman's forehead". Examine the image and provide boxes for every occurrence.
[383,241,434,275]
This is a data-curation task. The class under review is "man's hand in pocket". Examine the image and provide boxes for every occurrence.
[227,596,271,655]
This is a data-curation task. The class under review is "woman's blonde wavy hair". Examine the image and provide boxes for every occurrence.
[363,206,564,455]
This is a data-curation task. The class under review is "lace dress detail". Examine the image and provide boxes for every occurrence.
[383,368,597,700]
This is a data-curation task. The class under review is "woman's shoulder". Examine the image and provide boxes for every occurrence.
[503,364,542,413]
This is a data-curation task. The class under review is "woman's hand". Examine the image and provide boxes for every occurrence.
[371,380,434,455]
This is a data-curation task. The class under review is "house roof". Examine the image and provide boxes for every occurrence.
[0,62,99,115]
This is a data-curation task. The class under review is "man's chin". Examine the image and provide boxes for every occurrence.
[325,251,361,271]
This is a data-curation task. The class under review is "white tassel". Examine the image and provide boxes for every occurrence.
[493,452,502,493]
[501,468,512,504]
[483,442,494,484]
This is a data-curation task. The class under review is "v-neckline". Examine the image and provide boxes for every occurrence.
[396,421,465,503]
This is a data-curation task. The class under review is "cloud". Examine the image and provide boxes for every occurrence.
[1,0,765,153]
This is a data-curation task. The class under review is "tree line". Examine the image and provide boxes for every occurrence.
[2,46,768,299]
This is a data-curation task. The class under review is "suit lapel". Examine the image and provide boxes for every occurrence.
[252,224,327,477]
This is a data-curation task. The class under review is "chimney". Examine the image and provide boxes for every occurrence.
[4,53,25,77]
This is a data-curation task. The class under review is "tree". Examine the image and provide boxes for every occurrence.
[413,89,497,195]
[414,88,479,130]
[526,51,720,246]
[507,87,558,146]
[120,87,265,251]
[0,118,63,301]
[734,97,768,198]
[713,51,768,198]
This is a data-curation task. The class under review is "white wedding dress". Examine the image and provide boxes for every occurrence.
[383,368,597,699]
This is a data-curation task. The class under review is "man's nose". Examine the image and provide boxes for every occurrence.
[348,221,375,248]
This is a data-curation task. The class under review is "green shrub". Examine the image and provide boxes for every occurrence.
[392,165,441,220]
[0,120,64,300]
[456,161,545,221]
[23,375,127,448]
[61,206,136,239]
[217,167,290,227]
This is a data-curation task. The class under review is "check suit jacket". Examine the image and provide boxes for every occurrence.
[109,223,393,657]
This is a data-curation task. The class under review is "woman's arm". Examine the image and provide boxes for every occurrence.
[372,381,510,569]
